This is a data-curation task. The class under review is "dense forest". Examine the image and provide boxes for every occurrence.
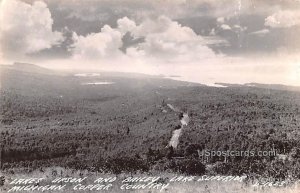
[1,64,300,182]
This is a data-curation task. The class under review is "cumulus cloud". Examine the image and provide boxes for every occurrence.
[233,25,247,32]
[117,17,137,35]
[69,25,123,59]
[220,24,232,31]
[209,28,216,36]
[265,10,300,28]
[68,17,136,60]
[0,0,64,58]
[217,17,225,24]
[127,16,216,62]
[69,15,217,63]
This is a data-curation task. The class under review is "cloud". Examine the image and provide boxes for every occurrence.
[233,25,247,32]
[47,0,300,21]
[220,24,232,31]
[117,17,137,35]
[68,15,218,63]
[69,17,136,60]
[127,16,216,62]
[209,28,216,36]
[217,17,225,24]
[69,25,123,59]
[0,0,64,58]
[265,10,300,28]
[249,29,270,36]
[66,7,111,22]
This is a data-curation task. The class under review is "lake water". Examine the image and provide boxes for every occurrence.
[81,82,115,85]
[74,73,100,77]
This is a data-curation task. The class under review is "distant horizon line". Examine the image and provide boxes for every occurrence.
[2,61,300,89]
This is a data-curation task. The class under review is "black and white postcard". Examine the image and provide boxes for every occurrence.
[1,0,300,192]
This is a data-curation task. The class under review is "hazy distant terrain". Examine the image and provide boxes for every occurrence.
[1,63,300,181]
[215,82,300,92]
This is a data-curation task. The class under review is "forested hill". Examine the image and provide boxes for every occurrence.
[1,62,56,75]
[1,64,300,181]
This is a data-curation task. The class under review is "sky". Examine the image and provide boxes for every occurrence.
[0,0,300,86]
